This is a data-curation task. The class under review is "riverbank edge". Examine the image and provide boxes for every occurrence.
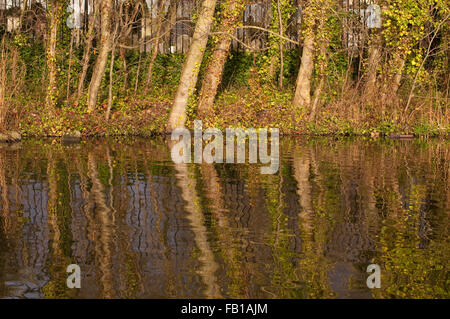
[8,130,450,140]
[11,100,450,140]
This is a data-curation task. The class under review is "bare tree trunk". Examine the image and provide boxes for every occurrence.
[45,0,61,111]
[76,2,99,105]
[66,32,75,101]
[119,0,142,93]
[134,51,142,95]
[87,0,113,112]
[197,0,245,118]
[167,0,218,131]
[106,33,118,121]
[293,32,315,108]
[309,19,328,121]
[277,0,284,89]
[0,39,7,128]
[145,0,169,91]
[119,47,128,92]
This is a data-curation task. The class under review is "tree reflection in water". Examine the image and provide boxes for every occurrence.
[0,137,448,299]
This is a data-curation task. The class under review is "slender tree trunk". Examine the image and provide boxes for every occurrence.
[167,0,218,131]
[66,32,75,101]
[0,39,7,128]
[293,32,315,108]
[119,47,128,92]
[309,18,328,121]
[76,2,99,104]
[87,0,113,112]
[106,39,117,121]
[106,2,123,120]
[145,0,169,91]
[119,0,142,93]
[277,0,284,89]
[197,0,245,118]
[134,51,142,94]
[45,0,61,111]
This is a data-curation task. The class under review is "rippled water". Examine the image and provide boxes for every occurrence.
[0,137,448,299]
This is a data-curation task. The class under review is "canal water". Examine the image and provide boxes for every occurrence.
[0,137,448,298]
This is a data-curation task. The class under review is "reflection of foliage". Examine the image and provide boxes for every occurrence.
[263,167,301,298]
[0,138,448,298]
[376,184,449,298]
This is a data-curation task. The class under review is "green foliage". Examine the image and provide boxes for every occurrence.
[150,53,186,88]
[221,51,254,88]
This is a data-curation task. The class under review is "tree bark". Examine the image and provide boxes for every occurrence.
[45,0,61,111]
[76,2,99,105]
[87,0,113,112]
[197,0,245,118]
[145,0,169,91]
[167,0,218,131]
[0,39,7,128]
[364,29,382,97]
[293,32,315,108]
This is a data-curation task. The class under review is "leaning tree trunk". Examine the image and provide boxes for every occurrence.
[87,0,113,112]
[45,0,61,111]
[167,0,218,131]
[197,0,246,118]
[292,30,315,108]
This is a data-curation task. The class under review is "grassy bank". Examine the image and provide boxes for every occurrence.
[5,51,449,138]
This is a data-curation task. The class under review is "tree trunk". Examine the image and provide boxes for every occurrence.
[0,39,7,128]
[167,0,218,131]
[145,0,169,91]
[292,32,315,108]
[87,0,113,112]
[277,0,284,89]
[76,2,99,104]
[197,0,245,118]
[364,29,381,97]
[198,0,245,116]
[45,0,61,111]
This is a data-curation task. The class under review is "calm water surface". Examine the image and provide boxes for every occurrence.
[0,137,448,298]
